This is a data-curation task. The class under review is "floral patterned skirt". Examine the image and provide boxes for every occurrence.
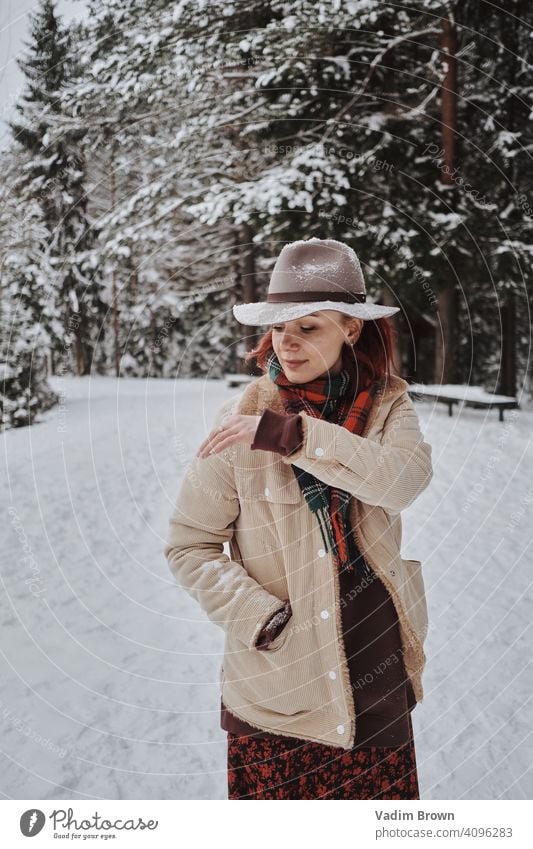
[227,712,420,800]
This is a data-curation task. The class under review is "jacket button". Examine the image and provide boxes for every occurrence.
[390,569,395,576]
[336,724,345,735]
[320,609,329,619]
[318,548,326,557]
[329,670,337,679]
[314,447,324,457]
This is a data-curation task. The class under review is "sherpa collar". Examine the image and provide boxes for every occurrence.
[236,371,410,438]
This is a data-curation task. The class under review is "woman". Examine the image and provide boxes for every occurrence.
[164,238,433,800]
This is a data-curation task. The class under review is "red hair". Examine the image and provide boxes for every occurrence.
[244,316,400,390]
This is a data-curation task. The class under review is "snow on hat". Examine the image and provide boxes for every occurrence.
[232,237,400,325]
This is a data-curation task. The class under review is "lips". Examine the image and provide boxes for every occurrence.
[284,360,307,367]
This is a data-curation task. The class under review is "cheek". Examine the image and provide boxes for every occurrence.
[309,335,330,353]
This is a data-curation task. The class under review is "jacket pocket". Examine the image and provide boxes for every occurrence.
[400,558,429,643]
[237,468,302,504]
[224,626,322,717]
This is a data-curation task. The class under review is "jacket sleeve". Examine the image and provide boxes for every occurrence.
[163,399,287,651]
[279,391,433,514]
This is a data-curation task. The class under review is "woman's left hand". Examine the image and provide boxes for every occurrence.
[196,414,262,458]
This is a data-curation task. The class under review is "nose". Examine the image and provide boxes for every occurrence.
[281,338,301,354]
[279,330,301,348]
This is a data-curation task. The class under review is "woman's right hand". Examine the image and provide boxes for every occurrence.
[196,414,262,458]
[255,601,292,650]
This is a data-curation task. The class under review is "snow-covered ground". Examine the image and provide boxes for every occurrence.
[1,375,532,800]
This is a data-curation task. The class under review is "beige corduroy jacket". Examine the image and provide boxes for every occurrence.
[164,372,433,750]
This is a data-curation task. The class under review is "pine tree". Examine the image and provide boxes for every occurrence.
[452,0,533,393]
[9,0,104,376]
[0,149,59,429]
[57,0,245,377]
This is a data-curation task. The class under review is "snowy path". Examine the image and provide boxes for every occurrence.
[1,376,532,800]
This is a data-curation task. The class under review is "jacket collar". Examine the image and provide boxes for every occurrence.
[237,372,410,437]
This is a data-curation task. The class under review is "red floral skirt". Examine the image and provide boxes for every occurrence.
[227,712,420,800]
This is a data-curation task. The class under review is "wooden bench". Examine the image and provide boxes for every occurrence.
[408,383,519,422]
[225,373,255,388]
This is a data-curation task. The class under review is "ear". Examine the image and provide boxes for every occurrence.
[345,317,363,343]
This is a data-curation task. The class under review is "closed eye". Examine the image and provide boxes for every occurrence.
[272,326,315,332]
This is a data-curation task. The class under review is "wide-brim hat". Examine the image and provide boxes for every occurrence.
[232,237,400,325]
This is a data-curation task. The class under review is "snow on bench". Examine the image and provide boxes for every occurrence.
[408,383,519,422]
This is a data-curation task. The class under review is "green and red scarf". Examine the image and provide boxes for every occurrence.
[267,345,381,579]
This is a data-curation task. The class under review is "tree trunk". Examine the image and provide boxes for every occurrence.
[238,222,261,375]
[434,15,459,384]
[434,283,458,383]
[380,285,402,376]
[500,287,516,397]
[110,150,120,378]
[74,334,85,376]
[111,267,120,377]
[231,228,243,374]
[71,297,94,376]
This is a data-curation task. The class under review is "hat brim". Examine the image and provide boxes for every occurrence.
[232,300,400,325]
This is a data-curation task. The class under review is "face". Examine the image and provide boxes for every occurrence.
[270,310,364,382]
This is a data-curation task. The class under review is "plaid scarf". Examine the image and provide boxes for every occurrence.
[267,346,381,579]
